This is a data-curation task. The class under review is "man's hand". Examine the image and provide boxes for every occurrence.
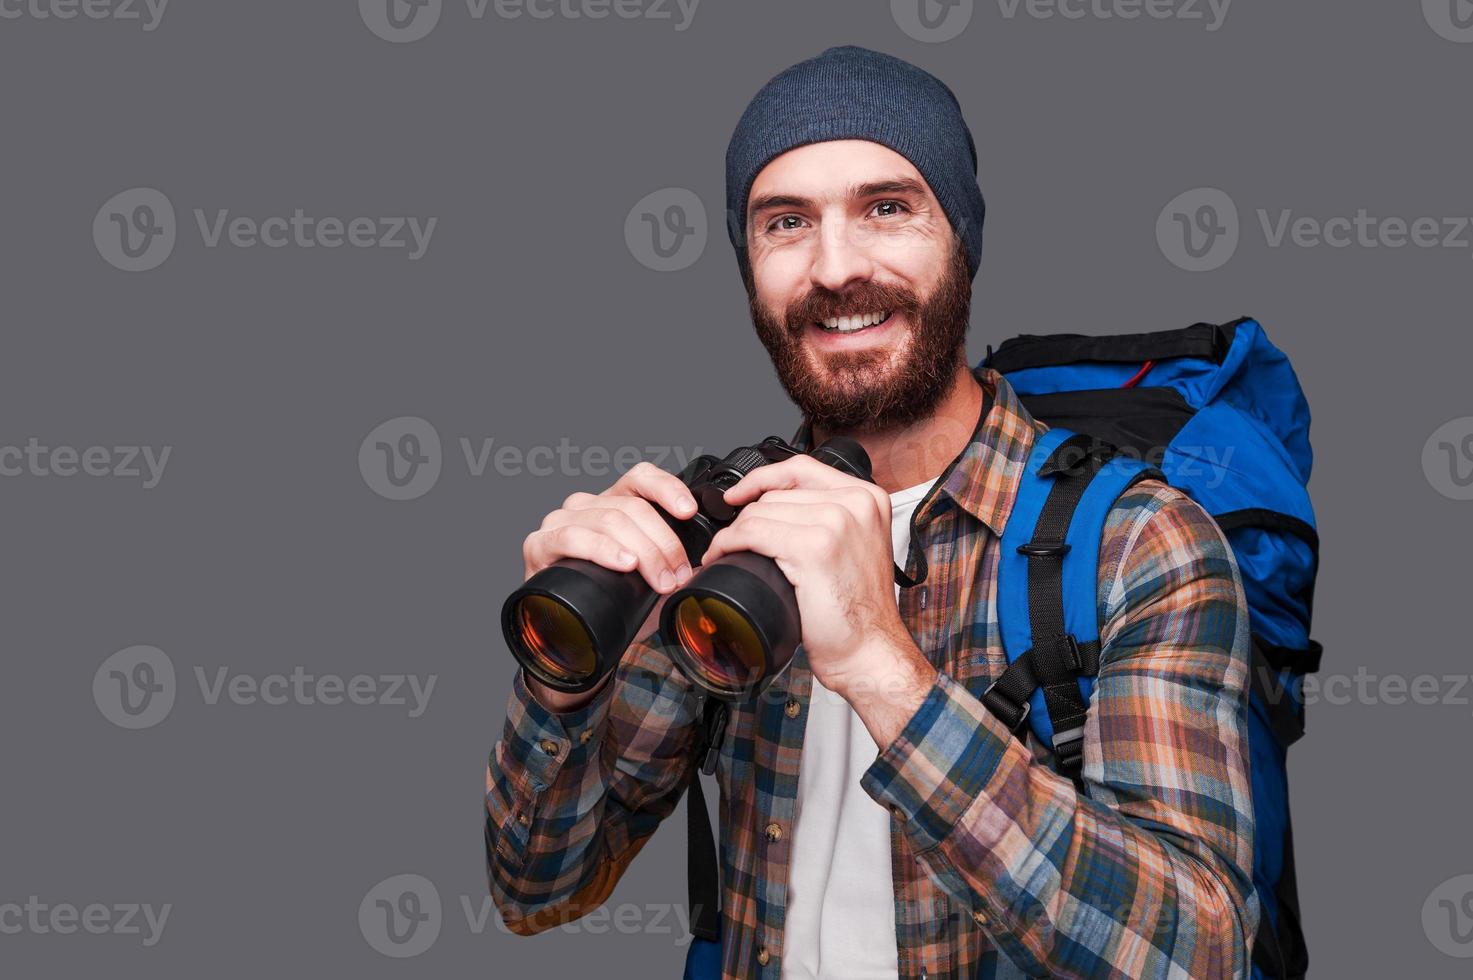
[519,461,699,712]
[706,455,937,746]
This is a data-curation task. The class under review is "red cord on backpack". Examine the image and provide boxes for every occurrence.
[1121,360,1155,388]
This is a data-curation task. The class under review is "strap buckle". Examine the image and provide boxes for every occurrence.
[699,704,727,776]
[1017,541,1071,558]
[981,679,1031,733]
[1035,633,1083,672]
[1052,726,1086,775]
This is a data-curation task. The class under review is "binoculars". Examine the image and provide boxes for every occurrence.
[501,435,872,700]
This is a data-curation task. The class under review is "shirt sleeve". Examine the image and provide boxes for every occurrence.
[485,632,702,935]
[860,480,1259,979]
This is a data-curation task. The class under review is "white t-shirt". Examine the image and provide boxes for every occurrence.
[781,475,939,980]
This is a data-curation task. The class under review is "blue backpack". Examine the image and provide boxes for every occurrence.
[983,318,1318,980]
[683,318,1318,979]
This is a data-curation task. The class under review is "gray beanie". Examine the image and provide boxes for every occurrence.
[725,45,986,282]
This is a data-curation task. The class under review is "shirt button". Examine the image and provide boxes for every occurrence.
[784,699,800,719]
[578,729,593,744]
[972,909,989,926]
[539,739,561,755]
[757,947,771,966]
[919,586,928,610]
[517,812,530,826]
[764,822,783,843]
[890,805,906,822]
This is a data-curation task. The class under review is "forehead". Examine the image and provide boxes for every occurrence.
[747,139,931,205]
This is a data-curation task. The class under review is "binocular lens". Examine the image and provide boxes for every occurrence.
[512,595,597,684]
[671,594,766,695]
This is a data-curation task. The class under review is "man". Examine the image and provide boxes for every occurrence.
[486,45,1258,979]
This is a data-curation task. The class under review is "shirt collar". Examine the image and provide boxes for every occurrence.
[789,366,1043,538]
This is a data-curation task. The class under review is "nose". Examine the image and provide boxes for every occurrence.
[809,215,875,294]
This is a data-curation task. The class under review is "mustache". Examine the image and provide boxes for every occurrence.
[783,282,922,330]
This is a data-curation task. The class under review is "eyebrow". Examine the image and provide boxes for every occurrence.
[747,177,931,222]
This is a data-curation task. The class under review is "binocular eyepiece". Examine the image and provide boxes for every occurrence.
[502,436,872,700]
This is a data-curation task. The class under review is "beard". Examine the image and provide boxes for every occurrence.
[747,241,973,435]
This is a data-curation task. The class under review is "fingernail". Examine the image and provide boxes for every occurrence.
[618,550,637,567]
[675,562,692,585]
[659,569,676,592]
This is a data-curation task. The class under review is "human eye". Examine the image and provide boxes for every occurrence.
[870,200,910,218]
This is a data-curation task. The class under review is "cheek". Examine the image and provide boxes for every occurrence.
[751,256,808,317]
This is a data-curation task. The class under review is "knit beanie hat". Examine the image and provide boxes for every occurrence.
[725,45,986,283]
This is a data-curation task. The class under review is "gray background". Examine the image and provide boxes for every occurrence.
[3,0,1471,975]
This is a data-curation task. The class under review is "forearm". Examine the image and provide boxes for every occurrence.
[860,671,1256,978]
[485,643,700,932]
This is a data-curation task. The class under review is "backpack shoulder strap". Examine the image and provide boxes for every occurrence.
[686,696,726,944]
[985,428,1162,783]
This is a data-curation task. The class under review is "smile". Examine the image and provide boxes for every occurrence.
[817,311,893,334]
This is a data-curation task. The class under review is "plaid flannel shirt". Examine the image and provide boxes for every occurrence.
[486,367,1259,979]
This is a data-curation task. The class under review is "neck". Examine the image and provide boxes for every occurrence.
[811,361,985,494]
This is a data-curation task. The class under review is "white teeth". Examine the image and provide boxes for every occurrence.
[820,311,891,333]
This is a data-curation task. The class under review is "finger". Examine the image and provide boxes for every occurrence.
[540,508,684,592]
[740,486,887,523]
[726,500,851,538]
[703,515,820,567]
[612,461,699,520]
[563,494,692,580]
[524,524,638,579]
[722,454,863,506]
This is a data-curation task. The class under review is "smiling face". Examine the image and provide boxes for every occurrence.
[743,139,973,434]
